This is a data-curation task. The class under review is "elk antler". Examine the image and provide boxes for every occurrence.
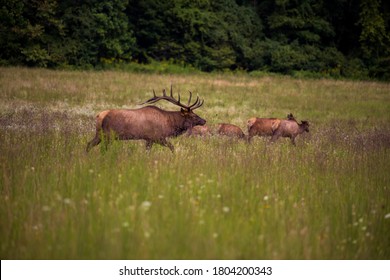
[141,85,204,111]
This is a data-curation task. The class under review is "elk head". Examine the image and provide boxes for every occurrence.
[300,121,310,132]
[141,85,206,129]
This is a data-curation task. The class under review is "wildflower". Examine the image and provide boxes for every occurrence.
[141,201,152,211]
[222,206,230,213]
[42,206,50,212]
[263,195,269,201]
[213,233,218,239]
[122,222,129,228]
[385,213,390,219]
[63,198,71,205]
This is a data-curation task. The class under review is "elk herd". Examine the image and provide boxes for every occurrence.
[86,86,309,152]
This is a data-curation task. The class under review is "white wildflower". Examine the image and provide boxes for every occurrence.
[141,201,152,211]
[63,198,71,205]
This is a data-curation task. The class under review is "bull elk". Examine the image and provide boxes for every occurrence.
[86,86,206,152]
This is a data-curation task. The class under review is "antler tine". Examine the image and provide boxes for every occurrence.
[172,84,181,103]
[139,89,158,105]
[187,91,192,106]
[190,96,204,110]
[140,86,203,110]
[188,94,199,108]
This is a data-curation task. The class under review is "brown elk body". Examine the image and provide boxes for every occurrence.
[217,123,245,139]
[272,120,309,145]
[187,125,211,137]
[247,113,296,142]
[86,87,206,152]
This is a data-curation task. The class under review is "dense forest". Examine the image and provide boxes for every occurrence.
[1,0,389,80]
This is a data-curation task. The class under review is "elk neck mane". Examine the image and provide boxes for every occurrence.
[143,105,191,135]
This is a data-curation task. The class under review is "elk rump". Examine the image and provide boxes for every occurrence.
[217,123,245,139]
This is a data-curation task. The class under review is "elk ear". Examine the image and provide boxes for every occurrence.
[180,108,188,116]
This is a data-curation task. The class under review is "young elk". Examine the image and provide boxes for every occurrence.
[86,86,206,152]
[247,113,296,143]
[272,120,310,145]
[187,125,212,137]
[216,123,246,139]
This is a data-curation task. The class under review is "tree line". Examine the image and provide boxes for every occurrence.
[1,0,389,80]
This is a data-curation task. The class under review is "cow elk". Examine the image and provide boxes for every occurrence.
[217,123,246,139]
[272,119,309,145]
[247,113,296,143]
[187,125,212,137]
[86,86,206,152]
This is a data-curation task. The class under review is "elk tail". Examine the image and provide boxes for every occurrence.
[247,117,256,131]
[96,110,110,132]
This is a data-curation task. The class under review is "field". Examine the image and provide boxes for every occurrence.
[0,67,389,259]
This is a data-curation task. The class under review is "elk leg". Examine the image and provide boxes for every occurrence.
[158,139,174,153]
[271,134,279,142]
[86,135,101,152]
[145,140,153,151]
[290,137,296,146]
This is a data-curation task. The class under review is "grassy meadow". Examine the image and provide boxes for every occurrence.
[0,67,389,259]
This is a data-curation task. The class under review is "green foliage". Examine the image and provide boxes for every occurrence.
[358,0,390,80]
[0,0,64,66]
[59,0,136,67]
[1,0,390,79]
[358,0,390,58]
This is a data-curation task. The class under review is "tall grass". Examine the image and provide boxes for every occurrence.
[1,67,389,259]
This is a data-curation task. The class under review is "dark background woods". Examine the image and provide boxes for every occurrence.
[1,0,389,80]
